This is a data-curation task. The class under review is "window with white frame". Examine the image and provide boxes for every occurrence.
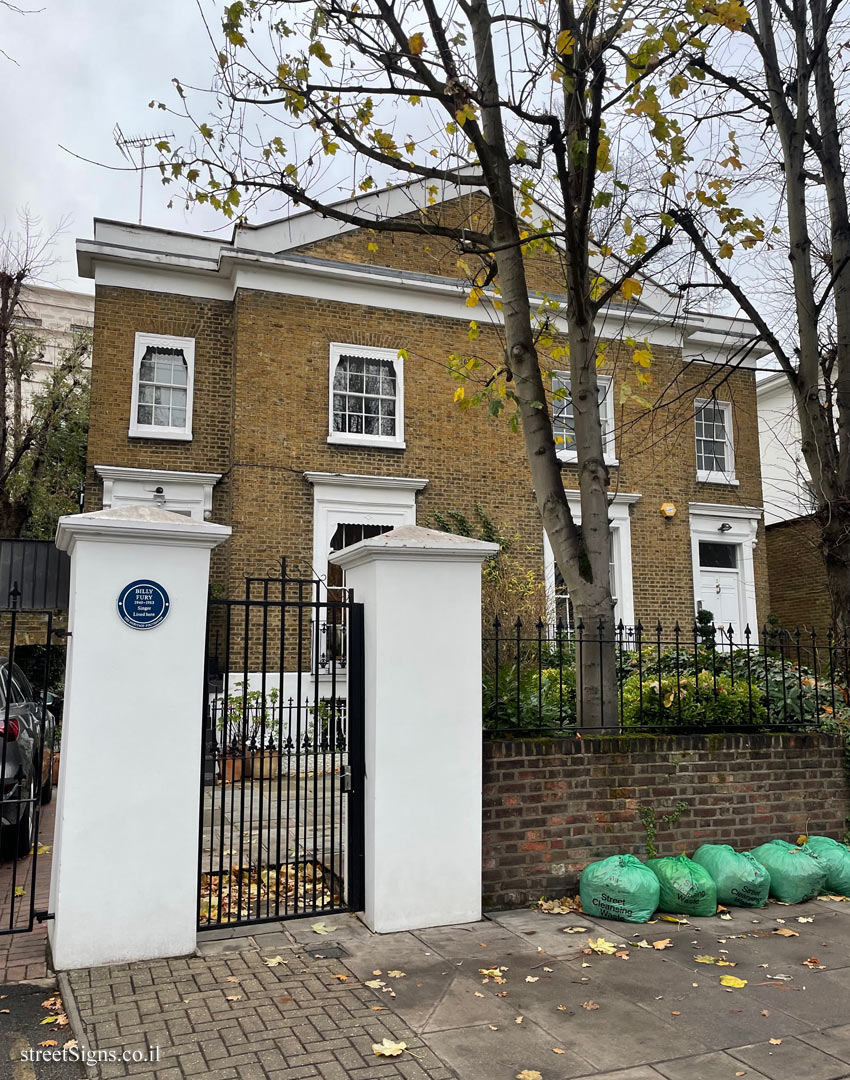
[550,536,620,634]
[129,333,194,441]
[695,398,735,483]
[328,344,405,449]
[552,373,615,462]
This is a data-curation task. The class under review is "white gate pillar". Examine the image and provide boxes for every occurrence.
[50,506,230,969]
[331,525,497,933]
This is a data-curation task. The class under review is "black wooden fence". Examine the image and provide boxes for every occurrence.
[0,541,70,611]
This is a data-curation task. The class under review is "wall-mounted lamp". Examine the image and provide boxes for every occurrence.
[718,522,733,533]
[153,485,166,507]
[660,502,676,518]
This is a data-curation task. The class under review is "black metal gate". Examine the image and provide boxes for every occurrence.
[0,606,60,934]
[197,562,365,930]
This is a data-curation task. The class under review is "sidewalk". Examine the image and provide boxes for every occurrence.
[61,897,850,1080]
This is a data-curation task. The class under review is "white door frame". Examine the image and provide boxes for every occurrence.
[688,502,762,635]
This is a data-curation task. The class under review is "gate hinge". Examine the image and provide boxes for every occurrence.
[34,910,54,923]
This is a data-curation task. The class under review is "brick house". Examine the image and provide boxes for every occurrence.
[76,182,770,644]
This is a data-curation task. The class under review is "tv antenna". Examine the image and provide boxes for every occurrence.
[114,124,175,225]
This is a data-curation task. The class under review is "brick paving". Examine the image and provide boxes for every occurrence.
[61,898,850,1080]
[66,936,457,1080]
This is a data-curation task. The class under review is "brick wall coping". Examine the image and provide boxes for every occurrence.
[483,731,844,757]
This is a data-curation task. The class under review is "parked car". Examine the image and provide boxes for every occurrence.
[0,660,56,859]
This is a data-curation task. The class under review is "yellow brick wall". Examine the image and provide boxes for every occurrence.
[86,276,768,631]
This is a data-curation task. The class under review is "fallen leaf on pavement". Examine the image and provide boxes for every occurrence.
[761,1010,770,1017]
[13,887,24,897]
[769,1038,782,1045]
[796,916,814,923]
[720,913,733,921]
[330,974,348,982]
[671,1011,681,1016]
[365,979,385,989]
[581,1000,600,1010]
[802,958,825,969]
[41,998,61,1010]
[562,925,590,933]
[773,928,799,937]
[40,1017,58,1025]
[515,1016,524,1024]
[631,939,651,949]
[372,1039,406,1057]
[660,915,689,924]
[63,1040,77,1051]
[226,995,242,1001]
[538,895,582,915]
[311,922,331,935]
[263,956,286,967]
[516,1071,542,1080]
[556,1004,568,1011]
[588,937,618,954]
[372,969,382,975]
[38,1041,57,1048]
[226,976,240,983]
[525,976,539,983]
[720,976,748,988]
[694,955,736,966]
[653,939,673,950]
[552,1048,565,1054]
[387,970,406,978]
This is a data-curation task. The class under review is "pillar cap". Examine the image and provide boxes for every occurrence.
[329,524,499,571]
[55,505,232,553]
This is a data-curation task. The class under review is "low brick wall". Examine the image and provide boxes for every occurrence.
[482,733,850,909]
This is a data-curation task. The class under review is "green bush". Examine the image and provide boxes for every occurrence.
[482,664,576,731]
[619,669,766,730]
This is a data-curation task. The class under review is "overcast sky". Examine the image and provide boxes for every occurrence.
[0,0,228,293]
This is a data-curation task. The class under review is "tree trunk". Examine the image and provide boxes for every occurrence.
[0,499,28,539]
[819,507,850,644]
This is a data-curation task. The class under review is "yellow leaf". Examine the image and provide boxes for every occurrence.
[718,241,734,259]
[367,242,378,253]
[621,278,643,301]
[562,925,590,933]
[769,1038,782,1045]
[373,1039,406,1057]
[694,955,718,964]
[720,975,748,988]
[516,1072,542,1080]
[365,979,385,988]
[14,886,24,897]
[797,835,809,846]
[311,922,331,935]
[454,386,465,403]
[633,348,652,368]
[408,32,425,55]
[387,970,406,978]
[263,955,287,967]
[772,928,799,937]
[588,937,618,955]
[556,29,574,55]
[659,914,689,924]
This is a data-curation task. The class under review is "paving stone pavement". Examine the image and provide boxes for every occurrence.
[61,898,850,1080]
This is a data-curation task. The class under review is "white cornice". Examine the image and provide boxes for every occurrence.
[304,471,428,491]
[688,502,763,519]
[94,465,223,485]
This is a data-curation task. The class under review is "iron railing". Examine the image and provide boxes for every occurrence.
[483,617,850,735]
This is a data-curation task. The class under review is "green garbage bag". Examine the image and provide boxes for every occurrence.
[579,854,660,923]
[692,844,770,908]
[647,854,718,917]
[751,840,826,904]
[799,836,850,896]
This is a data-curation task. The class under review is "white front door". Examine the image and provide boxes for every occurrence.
[697,541,743,638]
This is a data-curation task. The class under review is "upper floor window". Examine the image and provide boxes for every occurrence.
[328,343,405,450]
[695,398,736,484]
[129,333,194,441]
[552,373,616,464]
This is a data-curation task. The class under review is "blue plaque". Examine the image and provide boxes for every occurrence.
[117,580,170,630]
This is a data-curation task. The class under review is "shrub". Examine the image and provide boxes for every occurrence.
[619,669,767,730]
[483,664,576,731]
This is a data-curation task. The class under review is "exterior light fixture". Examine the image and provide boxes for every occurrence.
[718,522,733,533]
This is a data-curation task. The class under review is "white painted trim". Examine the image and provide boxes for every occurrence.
[542,492,639,627]
[79,239,765,365]
[328,343,405,450]
[552,372,617,465]
[305,471,428,491]
[306,473,427,584]
[129,332,195,441]
[695,398,736,484]
[688,503,761,634]
[94,465,222,521]
[55,506,231,553]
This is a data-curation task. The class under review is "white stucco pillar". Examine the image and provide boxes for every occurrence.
[330,525,498,933]
[50,506,231,969]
